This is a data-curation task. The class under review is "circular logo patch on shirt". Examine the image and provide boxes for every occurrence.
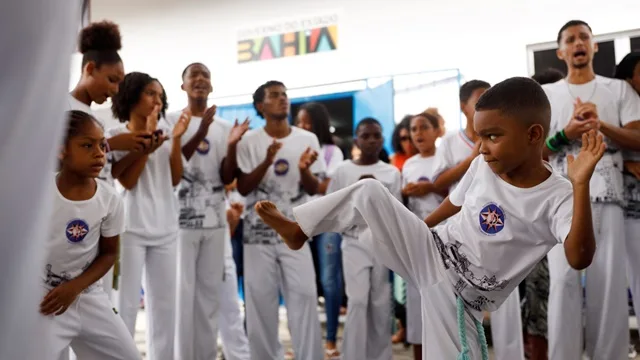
[274,159,290,176]
[417,176,430,182]
[196,139,210,155]
[478,203,505,235]
[66,219,89,243]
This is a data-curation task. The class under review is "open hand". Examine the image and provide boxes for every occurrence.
[299,147,318,170]
[40,281,82,316]
[146,105,161,132]
[228,117,250,145]
[625,161,640,180]
[172,110,192,138]
[200,105,217,130]
[567,130,606,186]
[265,139,282,165]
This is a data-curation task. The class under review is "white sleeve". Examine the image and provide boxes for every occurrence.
[326,145,344,176]
[432,140,454,180]
[218,119,232,158]
[390,171,403,201]
[326,166,343,194]
[236,139,254,174]
[549,191,573,243]
[448,156,480,206]
[309,136,326,175]
[101,193,125,237]
[619,81,640,127]
[105,127,129,162]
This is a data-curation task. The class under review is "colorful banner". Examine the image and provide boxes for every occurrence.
[237,14,338,64]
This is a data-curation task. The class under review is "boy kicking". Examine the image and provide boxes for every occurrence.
[255,77,602,359]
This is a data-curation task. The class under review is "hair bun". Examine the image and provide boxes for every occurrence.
[78,20,122,54]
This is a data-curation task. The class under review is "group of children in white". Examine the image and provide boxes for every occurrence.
[40,17,640,360]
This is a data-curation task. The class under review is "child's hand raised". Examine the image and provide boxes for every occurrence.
[567,130,606,186]
[299,147,318,170]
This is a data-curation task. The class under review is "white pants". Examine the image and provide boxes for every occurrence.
[626,218,640,330]
[406,283,422,345]
[341,236,392,360]
[219,232,251,360]
[43,288,140,360]
[175,228,226,360]
[243,242,323,360]
[293,179,485,359]
[548,203,627,360]
[103,267,115,303]
[117,233,177,360]
[490,289,524,360]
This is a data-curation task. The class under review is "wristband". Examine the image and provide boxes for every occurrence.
[545,138,559,152]
[558,129,569,144]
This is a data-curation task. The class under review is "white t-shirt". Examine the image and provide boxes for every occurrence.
[44,176,124,292]
[327,160,402,240]
[402,154,444,219]
[107,123,184,242]
[65,94,114,184]
[543,76,640,205]
[237,126,326,245]
[432,156,573,313]
[166,113,232,230]
[431,130,476,192]
[322,144,344,176]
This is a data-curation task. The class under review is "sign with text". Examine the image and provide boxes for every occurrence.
[237,14,338,64]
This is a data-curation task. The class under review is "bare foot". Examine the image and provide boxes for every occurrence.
[255,201,308,249]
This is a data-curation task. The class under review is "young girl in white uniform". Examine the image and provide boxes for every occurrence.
[108,72,190,360]
[66,21,151,307]
[327,118,400,360]
[401,113,447,359]
[255,78,602,359]
[41,110,140,359]
[295,102,345,359]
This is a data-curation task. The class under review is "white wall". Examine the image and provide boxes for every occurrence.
[89,0,640,112]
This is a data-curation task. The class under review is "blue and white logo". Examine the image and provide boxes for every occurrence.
[274,159,290,176]
[196,139,210,155]
[478,203,505,235]
[66,219,89,243]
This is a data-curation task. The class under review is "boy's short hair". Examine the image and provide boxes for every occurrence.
[557,20,592,44]
[355,117,382,135]
[460,80,491,103]
[532,68,565,85]
[252,80,285,118]
[475,77,551,136]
